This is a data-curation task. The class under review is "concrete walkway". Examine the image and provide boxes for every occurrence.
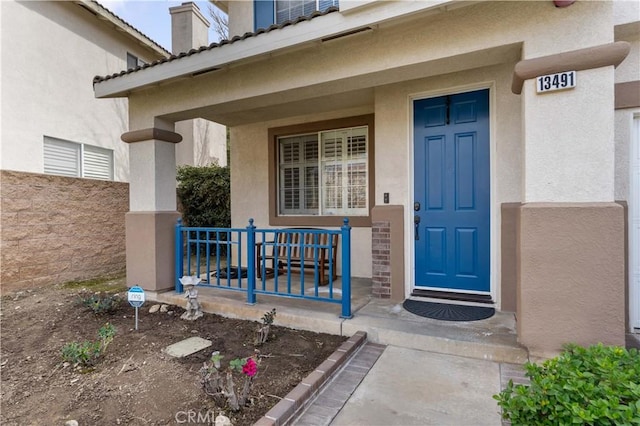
[330,346,502,425]
[295,344,527,426]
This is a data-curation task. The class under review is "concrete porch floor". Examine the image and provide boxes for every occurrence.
[152,277,528,364]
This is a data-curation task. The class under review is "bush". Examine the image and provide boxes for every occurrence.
[177,164,230,228]
[495,343,640,425]
[61,323,116,367]
[78,292,121,314]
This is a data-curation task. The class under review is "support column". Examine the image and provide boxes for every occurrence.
[371,205,404,302]
[515,38,628,356]
[122,128,182,293]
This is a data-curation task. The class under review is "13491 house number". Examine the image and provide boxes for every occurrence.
[536,71,577,93]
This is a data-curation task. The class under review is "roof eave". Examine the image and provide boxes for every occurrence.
[93,0,461,98]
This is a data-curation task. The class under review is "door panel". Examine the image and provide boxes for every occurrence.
[414,89,490,292]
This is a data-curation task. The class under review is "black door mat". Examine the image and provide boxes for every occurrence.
[210,267,247,279]
[402,299,495,322]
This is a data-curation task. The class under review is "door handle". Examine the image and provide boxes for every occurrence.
[414,215,421,240]
[414,202,421,211]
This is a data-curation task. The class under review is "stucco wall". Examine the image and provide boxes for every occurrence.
[523,67,615,202]
[518,203,625,357]
[615,33,639,84]
[615,108,640,201]
[227,0,253,37]
[0,171,129,295]
[176,119,227,167]
[127,1,614,129]
[614,0,640,27]
[0,1,161,182]
[614,34,640,201]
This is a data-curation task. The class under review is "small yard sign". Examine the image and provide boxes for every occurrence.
[536,71,576,93]
[128,286,145,307]
[128,286,145,331]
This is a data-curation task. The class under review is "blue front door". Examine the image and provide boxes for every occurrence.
[413,89,490,293]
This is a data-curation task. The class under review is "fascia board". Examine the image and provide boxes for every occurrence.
[94,0,457,98]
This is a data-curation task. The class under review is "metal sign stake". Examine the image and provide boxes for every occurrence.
[127,285,145,332]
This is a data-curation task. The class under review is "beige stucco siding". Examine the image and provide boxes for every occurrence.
[523,67,615,202]
[615,33,639,84]
[127,1,613,130]
[614,0,640,27]
[614,27,640,200]
[614,32,640,201]
[0,1,159,181]
[227,0,254,38]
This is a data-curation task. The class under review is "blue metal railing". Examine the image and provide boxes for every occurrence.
[174,218,352,318]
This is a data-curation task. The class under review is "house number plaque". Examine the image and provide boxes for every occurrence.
[536,71,577,93]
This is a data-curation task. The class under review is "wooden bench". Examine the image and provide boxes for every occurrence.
[256,230,339,285]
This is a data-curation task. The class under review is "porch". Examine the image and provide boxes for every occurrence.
[152,276,528,364]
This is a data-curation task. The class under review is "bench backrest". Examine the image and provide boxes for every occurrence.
[275,231,338,263]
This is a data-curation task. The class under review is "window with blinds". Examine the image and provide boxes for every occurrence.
[83,144,114,180]
[43,136,114,181]
[274,0,339,24]
[278,126,368,216]
[43,138,80,177]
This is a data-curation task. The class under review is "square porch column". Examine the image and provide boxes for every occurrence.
[121,128,183,293]
[515,40,630,357]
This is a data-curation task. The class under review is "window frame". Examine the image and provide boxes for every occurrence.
[268,114,375,227]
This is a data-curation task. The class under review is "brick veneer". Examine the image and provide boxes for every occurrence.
[372,221,391,298]
[0,170,129,294]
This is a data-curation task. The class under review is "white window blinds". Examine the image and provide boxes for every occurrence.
[43,136,114,181]
[43,137,80,177]
[83,145,114,181]
[278,126,368,216]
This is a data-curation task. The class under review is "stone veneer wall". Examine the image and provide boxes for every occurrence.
[371,220,391,298]
[1,170,129,294]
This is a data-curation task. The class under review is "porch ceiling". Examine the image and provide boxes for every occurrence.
[153,43,522,128]
[164,88,375,127]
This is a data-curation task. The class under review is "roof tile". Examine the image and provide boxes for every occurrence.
[93,6,339,85]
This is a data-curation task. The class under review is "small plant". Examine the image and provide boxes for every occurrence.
[61,323,116,367]
[200,351,259,411]
[495,343,640,425]
[78,292,121,314]
[256,308,276,345]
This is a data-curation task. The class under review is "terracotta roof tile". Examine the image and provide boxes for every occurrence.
[93,6,339,85]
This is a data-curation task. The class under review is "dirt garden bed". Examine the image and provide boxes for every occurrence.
[0,277,346,425]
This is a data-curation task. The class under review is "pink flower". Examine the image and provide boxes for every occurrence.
[242,358,257,377]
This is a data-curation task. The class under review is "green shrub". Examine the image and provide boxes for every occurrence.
[61,341,102,366]
[495,343,640,425]
[61,323,116,367]
[78,292,121,314]
[177,164,230,228]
